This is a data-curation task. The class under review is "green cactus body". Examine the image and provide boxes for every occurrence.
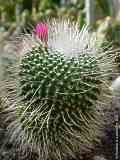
[0,20,114,160]
[16,44,102,158]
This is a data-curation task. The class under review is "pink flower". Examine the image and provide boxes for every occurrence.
[34,23,48,47]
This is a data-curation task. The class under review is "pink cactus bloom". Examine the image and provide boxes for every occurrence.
[34,23,48,47]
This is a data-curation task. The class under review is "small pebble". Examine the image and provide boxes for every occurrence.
[93,155,107,160]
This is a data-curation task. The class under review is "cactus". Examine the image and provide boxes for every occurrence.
[96,17,120,70]
[1,19,115,160]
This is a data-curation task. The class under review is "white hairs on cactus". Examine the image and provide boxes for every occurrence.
[48,19,97,57]
[0,19,116,160]
[20,19,98,57]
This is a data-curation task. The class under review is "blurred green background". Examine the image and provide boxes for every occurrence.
[0,0,120,49]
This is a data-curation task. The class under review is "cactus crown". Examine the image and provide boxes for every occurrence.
[1,19,115,160]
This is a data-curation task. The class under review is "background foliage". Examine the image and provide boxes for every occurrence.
[0,0,120,60]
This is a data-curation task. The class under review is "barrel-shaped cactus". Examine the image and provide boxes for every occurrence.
[1,19,115,160]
